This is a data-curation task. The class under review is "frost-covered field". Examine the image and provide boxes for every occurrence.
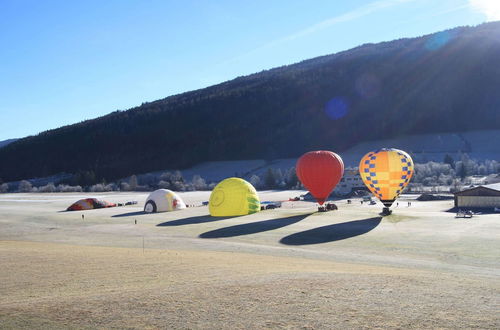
[0,191,499,328]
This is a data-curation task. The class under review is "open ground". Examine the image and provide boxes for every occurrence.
[0,191,499,329]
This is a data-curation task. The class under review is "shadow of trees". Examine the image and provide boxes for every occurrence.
[279,217,382,245]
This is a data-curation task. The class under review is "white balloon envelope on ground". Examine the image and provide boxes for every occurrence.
[144,189,186,213]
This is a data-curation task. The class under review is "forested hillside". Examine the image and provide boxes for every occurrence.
[0,139,18,149]
[1,22,499,182]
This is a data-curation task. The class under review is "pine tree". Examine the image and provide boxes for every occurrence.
[264,168,277,189]
[443,154,455,169]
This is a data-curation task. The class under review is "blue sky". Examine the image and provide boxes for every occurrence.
[0,0,497,140]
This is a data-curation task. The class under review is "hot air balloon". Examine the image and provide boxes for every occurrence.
[296,150,344,206]
[359,148,414,215]
[209,177,260,217]
[66,198,116,211]
[144,189,186,213]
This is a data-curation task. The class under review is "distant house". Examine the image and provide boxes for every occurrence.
[334,169,366,195]
[454,183,500,208]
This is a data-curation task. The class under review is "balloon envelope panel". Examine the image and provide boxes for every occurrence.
[296,151,344,205]
[67,198,116,211]
[209,177,260,217]
[144,189,186,212]
[359,148,414,206]
[67,198,94,211]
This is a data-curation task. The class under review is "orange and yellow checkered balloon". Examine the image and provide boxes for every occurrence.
[359,148,414,207]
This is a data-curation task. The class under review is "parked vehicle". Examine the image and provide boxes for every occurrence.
[260,201,282,210]
[318,202,337,212]
[456,209,473,218]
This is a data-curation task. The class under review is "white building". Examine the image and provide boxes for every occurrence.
[454,183,500,208]
[334,169,366,195]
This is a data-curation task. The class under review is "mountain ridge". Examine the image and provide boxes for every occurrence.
[0,139,18,149]
[1,21,499,182]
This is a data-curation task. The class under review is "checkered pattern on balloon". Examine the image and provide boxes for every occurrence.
[359,148,414,207]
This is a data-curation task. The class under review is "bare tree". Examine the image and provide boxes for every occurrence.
[39,183,56,193]
[192,175,207,190]
[18,180,32,192]
[120,182,131,191]
[249,174,261,189]
[0,183,8,193]
[158,180,170,189]
[57,184,83,192]
[90,184,105,192]
[129,175,138,191]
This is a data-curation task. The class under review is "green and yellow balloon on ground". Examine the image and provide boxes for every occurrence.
[209,177,261,217]
[359,148,414,211]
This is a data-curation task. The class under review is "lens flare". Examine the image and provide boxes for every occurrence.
[324,97,349,120]
[425,31,454,51]
[470,0,500,21]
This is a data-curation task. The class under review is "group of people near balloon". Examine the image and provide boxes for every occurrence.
[143,148,414,217]
[297,148,414,215]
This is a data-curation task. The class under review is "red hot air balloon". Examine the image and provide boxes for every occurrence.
[296,151,344,205]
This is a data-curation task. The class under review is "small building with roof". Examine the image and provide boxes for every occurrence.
[335,169,365,195]
[454,183,500,208]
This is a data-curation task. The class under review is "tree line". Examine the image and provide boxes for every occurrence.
[2,156,498,193]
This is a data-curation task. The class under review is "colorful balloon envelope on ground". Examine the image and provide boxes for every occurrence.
[209,177,260,217]
[359,148,414,208]
[296,150,344,205]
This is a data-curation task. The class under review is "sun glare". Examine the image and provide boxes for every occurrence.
[470,0,500,21]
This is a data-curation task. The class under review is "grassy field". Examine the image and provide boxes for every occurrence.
[0,191,499,329]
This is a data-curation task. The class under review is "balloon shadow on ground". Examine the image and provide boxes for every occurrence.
[157,215,235,227]
[279,217,382,245]
[199,213,312,239]
[112,211,148,218]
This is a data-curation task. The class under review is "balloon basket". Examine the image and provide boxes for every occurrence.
[381,207,392,216]
[318,203,338,212]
